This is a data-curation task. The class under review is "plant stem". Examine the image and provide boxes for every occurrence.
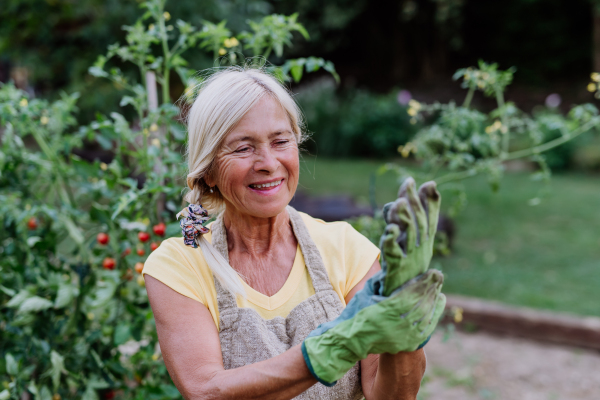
[462,87,475,108]
[495,87,510,157]
[158,9,171,104]
[435,168,479,186]
[505,118,598,160]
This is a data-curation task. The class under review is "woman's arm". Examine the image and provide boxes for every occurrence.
[145,275,317,400]
[346,260,427,400]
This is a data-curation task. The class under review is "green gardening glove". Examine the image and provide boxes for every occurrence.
[302,270,445,386]
[381,178,441,296]
[301,178,445,386]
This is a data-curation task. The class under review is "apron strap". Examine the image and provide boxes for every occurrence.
[210,213,239,312]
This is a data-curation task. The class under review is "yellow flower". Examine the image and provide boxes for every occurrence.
[453,306,463,323]
[87,312,95,320]
[591,72,600,82]
[477,81,485,89]
[137,275,146,287]
[148,24,155,31]
[150,123,158,132]
[407,108,417,117]
[141,217,150,226]
[398,142,416,158]
[218,48,227,56]
[587,83,597,92]
[151,138,160,147]
[152,353,160,361]
[53,394,62,400]
[100,162,108,171]
[143,128,149,136]
[40,116,49,125]
[19,98,28,107]
[408,99,421,110]
[485,125,493,134]
[224,37,240,48]
[163,11,171,21]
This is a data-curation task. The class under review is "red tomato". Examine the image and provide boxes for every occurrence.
[138,231,150,242]
[102,257,116,270]
[123,248,131,256]
[136,248,145,256]
[153,222,166,236]
[104,390,115,400]
[134,262,144,274]
[97,232,109,245]
[27,217,38,230]
[150,242,159,252]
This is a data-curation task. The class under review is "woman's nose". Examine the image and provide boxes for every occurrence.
[253,146,280,173]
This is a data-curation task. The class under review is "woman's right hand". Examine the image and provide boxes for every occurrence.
[301,177,445,386]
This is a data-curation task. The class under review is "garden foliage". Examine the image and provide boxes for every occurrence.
[0,0,337,399]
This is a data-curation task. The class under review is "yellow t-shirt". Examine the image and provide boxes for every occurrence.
[143,212,380,330]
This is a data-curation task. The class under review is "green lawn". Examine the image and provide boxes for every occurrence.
[298,156,600,317]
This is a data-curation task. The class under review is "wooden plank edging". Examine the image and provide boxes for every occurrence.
[443,294,600,350]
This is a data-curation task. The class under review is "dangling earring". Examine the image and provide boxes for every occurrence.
[209,187,214,193]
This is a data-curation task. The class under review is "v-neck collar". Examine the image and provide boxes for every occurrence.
[238,245,305,311]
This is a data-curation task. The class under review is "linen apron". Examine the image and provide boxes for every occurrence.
[210,206,363,400]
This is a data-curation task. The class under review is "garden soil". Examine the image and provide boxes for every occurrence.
[421,330,600,400]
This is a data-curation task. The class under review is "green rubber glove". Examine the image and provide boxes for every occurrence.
[302,270,445,386]
[301,178,445,386]
[381,178,441,296]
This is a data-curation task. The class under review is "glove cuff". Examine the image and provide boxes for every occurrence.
[301,341,338,387]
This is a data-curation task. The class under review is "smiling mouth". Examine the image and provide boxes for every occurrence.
[249,179,283,189]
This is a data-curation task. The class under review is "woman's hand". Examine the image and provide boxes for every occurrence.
[300,177,445,388]
[146,275,317,400]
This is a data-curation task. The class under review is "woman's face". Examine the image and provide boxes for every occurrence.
[209,96,299,219]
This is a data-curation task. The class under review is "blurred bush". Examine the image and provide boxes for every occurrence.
[296,79,418,157]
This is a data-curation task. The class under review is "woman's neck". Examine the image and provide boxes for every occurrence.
[222,206,295,257]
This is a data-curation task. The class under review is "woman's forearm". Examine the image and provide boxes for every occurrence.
[364,350,426,400]
[182,345,316,400]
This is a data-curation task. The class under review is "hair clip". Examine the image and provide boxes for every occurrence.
[176,204,210,248]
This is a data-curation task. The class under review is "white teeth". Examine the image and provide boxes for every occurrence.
[251,180,282,189]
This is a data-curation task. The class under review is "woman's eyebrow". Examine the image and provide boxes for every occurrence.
[269,130,293,138]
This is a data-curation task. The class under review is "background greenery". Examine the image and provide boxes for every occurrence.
[299,157,600,317]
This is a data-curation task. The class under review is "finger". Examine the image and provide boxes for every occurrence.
[395,270,443,319]
[418,181,441,239]
[380,223,405,260]
[389,198,416,254]
[417,293,446,336]
[398,177,427,247]
[382,202,394,224]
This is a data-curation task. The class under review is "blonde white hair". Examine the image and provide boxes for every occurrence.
[182,66,305,296]
[184,66,305,213]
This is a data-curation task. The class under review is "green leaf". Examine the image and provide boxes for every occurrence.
[58,215,84,245]
[5,354,18,375]
[50,351,65,390]
[27,236,42,247]
[0,284,16,297]
[290,64,303,83]
[114,323,131,346]
[18,296,54,313]
[6,289,33,308]
[39,386,52,400]
[54,283,78,309]
[0,390,9,400]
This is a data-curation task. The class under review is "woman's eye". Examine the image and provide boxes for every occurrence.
[274,140,289,146]
[235,147,250,153]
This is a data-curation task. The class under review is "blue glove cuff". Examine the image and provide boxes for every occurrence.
[417,335,432,350]
[301,341,338,387]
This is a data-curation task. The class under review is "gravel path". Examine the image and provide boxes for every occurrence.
[421,330,600,400]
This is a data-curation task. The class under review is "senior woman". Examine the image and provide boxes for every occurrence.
[142,68,445,400]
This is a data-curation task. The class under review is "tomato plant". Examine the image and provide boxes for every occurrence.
[0,0,337,398]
